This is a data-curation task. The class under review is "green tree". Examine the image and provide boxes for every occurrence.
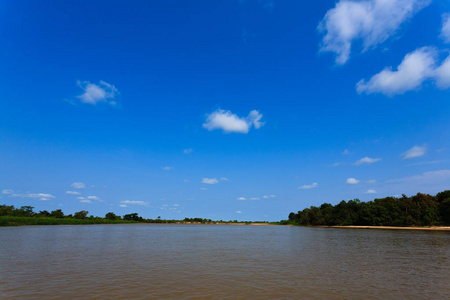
[105,212,118,220]
[50,209,64,218]
[74,210,89,219]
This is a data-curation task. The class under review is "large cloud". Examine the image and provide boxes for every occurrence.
[318,0,430,64]
[203,109,264,134]
[357,47,437,96]
[357,47,450,95]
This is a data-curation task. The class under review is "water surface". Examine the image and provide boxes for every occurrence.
[1,224,449,299]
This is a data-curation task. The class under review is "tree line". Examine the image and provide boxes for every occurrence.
[0,205,267,226]
[288,190,450,226]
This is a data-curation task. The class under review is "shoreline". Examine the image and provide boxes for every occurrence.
[316,225,450,231]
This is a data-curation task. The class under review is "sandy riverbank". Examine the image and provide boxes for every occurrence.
[318,225,450,231]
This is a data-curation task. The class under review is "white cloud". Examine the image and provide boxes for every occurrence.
[235,211,242,214]
[389,169,450,182]
[441,14,450,43]
[2,189,14,195]
[76,80,118,105]
[298,182,318,190]
[66,191,81,195]
[11,193,55,201]
[434,55,450,89]
[249,197,260,200]
[220,177,229,181]
[318,0,430,64]
[202,178,219,185]
[119,204,127,207]
[365,189,377,194]
[28,193,55,201]
[262,195,276,199]
[402,145,426,159]
[200,187,208,190]
[203,109,264,134]
[183,148,193,154]
[354,157,381,165]
[87,196,101,201]
[71,182,85,189]
[357,47,437,96]
[346,178,360,184]
[120,200,148,206]
[162,166,173,171]
[237,197,246,200]
[80,199,92,204]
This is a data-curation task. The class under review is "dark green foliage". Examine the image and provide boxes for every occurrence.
[74,210,89,219]
[123,213,142,221]
[288,191,450,226]
[50,209,64,218]
[105,212,120,220]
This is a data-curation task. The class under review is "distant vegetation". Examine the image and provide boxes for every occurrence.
[0,205,269,226]
[4,190,448,227]
[287,191,450,227]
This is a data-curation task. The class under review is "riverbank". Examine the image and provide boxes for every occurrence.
[318,225,450,231]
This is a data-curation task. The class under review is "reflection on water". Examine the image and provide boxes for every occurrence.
[1,224,449,299]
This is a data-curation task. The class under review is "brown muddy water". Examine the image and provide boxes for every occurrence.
[1,224,449,299]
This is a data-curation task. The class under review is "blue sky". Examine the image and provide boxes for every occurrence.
[1,0,450,221]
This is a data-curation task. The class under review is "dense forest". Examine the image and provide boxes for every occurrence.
[0,205,265,226]
[288,190,450,226]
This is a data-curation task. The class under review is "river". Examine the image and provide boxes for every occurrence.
[1,224,449,299]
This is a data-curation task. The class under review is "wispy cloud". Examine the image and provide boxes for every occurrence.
[76,80,118,105]
[354,157,381,165]
[408,160,448,166]
[71,182,85,189]
[183,148,193,154]
[202,178,219,184]
[237,197,246,200]
[120,200,148,206]
[298,182,318,190]
[262,195,276,199]
[8,191,55,201]
[162,166,173,171]
[80,199,92,204]
[388,169,450,183]
[441,14,450,43]
[220,177,229,181]
[66,191,81,195]
[346,178,360,185]
[235,211,242,214]
[203,109,264,134]
[402,145,426,159]
[365,189,377,194]
[318,0,430,64]
[87,195,101,201]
